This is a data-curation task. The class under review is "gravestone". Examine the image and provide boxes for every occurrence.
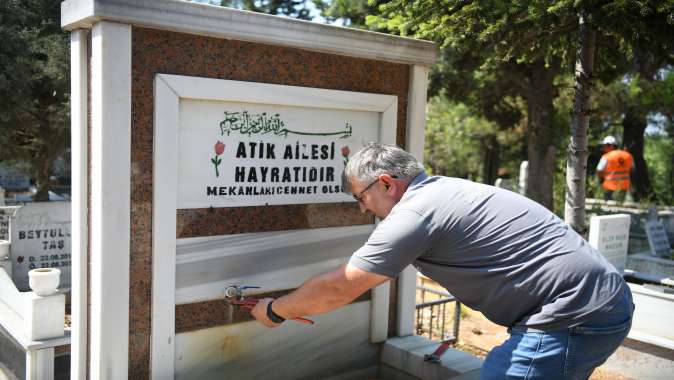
[0,206,20,241]
[61,1,436,379]
[518,161,529,195]
[8,202,71,291]
[0,206,20,276]
[589,214,631,273]
[494,178,516,192]
[645,219,672,257]
[0,239,9,276]
[0,186,5,205]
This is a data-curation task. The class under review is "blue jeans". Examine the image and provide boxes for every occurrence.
[481,287,634,379]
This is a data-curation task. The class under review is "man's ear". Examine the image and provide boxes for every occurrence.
[379,173,394,190]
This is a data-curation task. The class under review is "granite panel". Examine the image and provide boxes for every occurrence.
[129,26,409,377]
[55,344,70,355]
[177,203,372,238]
[175,289,371,333]
[129,331,150,379]
[389,277,398,338]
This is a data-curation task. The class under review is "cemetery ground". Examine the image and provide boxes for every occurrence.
[417,277,634,380]
[455,306,631,380]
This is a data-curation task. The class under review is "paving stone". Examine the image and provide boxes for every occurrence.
[381,336,483,380]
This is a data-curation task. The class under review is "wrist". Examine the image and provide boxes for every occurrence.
[266,300,286,323]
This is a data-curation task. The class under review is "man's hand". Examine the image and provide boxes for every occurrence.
[249,264,390,328]
[251,298,282,328]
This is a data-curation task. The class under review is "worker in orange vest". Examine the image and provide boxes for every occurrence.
[596,136,634,200]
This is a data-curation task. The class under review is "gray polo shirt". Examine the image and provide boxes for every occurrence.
[349,173,625,330]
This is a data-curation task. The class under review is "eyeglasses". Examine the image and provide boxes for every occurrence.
[352,178,380,203]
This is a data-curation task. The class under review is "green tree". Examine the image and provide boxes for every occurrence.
[425,93,525,183]
[218,0,315,19]
[592,68,674,203]
[546,1,673,229]
[429,48,534,186]
[645,134,674,205]
[314,0,387,29]
[587,1,674,202]
[564,9,596,233]
[368,0,577,209]
[368,0,674,209]
[538,2,674,230]
[0,0,70,201]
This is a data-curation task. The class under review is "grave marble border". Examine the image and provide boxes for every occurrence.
[89,21,131,380]
[152,74,398,379]
[61,0,437,66]
[397,65,429,337]
[63,1,436,377]
[69,28,88,380]
[174,225,375,304]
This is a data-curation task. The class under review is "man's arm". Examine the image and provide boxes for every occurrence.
[596,169,605,181]
[596,156,608,181]
[250,263,390,327]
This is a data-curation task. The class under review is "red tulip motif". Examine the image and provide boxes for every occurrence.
[341,146,349,157]
[215,141,225,155]
[341,146,350,167]
[212,141,225,177]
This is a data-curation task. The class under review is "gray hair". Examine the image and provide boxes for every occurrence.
[343,142,424,193]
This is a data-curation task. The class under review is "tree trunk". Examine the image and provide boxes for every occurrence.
[623,107,653,201]
[622,44,657,202]
[31,117,55,202]
[525,59,558,210]
[32,156,51,202]
[482,135,500,185]
[564,13,596,234]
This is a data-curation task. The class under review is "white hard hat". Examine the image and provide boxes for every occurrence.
[601,136,618,145]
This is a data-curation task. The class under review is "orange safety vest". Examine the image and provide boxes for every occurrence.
[601,149,633,191]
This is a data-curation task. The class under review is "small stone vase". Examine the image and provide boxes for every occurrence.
[28,268,61,296]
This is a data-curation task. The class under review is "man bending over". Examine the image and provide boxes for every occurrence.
[251,143,633,380]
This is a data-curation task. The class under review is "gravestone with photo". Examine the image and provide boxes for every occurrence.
[588,214,631,273]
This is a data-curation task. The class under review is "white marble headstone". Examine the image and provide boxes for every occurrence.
[0,206,20,241]
[645,219,671,258]
[589,214,631,273]
[9,202,71,291]
[518,161,528,195]
[494,178,517,192]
